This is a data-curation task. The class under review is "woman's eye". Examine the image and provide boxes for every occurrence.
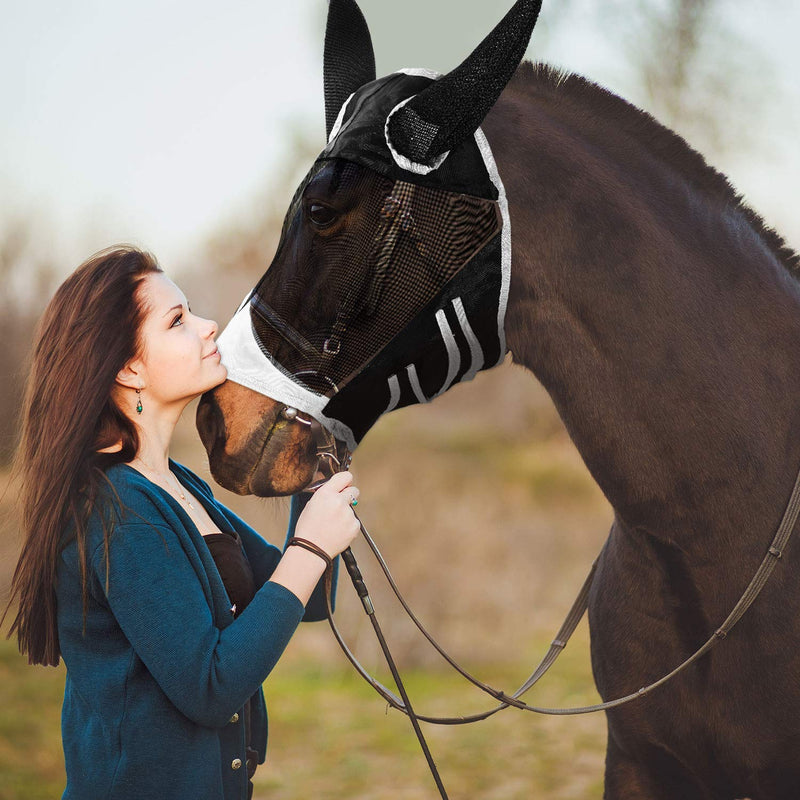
[308,203,338,228]
[170,314,183,328]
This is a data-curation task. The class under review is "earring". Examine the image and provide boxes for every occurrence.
[136,388,143,415]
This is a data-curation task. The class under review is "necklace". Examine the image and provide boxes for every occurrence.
[132,460,196,511]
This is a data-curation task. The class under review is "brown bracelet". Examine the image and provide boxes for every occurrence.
[287,537,333,570]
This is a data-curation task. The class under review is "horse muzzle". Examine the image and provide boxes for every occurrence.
[196,381,318,496]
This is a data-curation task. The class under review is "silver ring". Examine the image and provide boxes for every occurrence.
[349,494,358,508]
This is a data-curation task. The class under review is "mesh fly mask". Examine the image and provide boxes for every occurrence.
[217,70,510,450]
[217,0,541,451]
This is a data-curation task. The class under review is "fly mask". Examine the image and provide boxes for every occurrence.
[217,0,541,451]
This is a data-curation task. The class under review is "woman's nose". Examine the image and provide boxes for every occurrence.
[201,316,218,338]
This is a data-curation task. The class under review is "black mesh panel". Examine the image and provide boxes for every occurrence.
[250,162,501,398]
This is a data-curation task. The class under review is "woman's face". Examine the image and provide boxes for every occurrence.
[134,272,227,409]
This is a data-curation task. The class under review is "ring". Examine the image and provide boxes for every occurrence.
[349,495,358,507]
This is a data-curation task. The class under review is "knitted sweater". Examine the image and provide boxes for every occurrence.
[56,461,329,800]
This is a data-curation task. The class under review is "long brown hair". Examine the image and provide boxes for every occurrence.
[3,246,161,666]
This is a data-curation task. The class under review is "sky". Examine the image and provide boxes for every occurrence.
[1,0,798,274]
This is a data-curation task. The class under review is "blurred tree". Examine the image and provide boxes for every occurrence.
[0,218,58,465]
[555,0,776,156]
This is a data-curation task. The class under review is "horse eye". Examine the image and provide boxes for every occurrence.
[308,203,338,228]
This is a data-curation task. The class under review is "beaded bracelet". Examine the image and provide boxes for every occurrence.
[287,537,334,569]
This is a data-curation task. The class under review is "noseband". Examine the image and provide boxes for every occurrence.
[281,406,352,489]
[284,406,800,799]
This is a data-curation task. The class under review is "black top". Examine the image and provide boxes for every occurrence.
[204,530,256,618]
[204,529,260,779]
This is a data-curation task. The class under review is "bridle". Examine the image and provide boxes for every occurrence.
[288,408,447,792]
[284,405,800,799]
[281,406,352,487]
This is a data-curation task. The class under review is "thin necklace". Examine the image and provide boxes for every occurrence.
[133,459,196,511]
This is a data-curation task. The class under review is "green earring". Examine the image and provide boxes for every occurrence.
[136,388,143,415]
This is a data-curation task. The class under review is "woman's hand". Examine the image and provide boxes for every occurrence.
[294,471,360,559]
[269,471,360,605]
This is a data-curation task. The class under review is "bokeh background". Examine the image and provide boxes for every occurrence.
[1,1,797,797]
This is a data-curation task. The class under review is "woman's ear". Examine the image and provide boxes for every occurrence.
[115,360,144,390]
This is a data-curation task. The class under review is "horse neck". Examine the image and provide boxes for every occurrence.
[483,88,800,557]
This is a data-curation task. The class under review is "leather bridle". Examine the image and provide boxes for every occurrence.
[286,406,800,798]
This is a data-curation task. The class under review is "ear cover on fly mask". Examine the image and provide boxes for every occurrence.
[217,0,542,451]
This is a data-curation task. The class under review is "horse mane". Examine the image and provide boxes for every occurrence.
[508,61,800,276]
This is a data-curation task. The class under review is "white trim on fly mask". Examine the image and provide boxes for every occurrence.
[328,91,356,143]
[384,96,451,176]
[474,126,511,366]
[405,307,461,404]
[384,68,450,176]
[452,296,485,381]
[384,374,403,415]
[382,296,485,414]
[216,299,359,450]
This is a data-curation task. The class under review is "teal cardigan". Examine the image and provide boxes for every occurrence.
[56,462,331,800]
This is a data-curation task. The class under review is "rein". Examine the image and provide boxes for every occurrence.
[295,410,800,797]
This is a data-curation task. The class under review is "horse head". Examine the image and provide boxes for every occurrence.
[197,0,541,495]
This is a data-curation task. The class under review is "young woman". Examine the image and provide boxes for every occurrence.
[4,245,360,800]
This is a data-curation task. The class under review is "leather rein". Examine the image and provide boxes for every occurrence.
[291,410,800,797]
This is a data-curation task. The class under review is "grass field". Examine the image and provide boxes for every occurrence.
[0,628,607,800]
[0,362,612,798]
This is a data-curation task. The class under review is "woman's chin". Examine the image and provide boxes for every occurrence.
[195,365,229,397]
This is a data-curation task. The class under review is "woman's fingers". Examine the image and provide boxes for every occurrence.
[294,471,361,558]
[319,471,353,493]
[316,471,359,506]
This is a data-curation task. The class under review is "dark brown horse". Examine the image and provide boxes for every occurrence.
[197,1,800,797]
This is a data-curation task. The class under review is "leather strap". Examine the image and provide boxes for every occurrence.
[295,409,800,799]
[326,461,800,720]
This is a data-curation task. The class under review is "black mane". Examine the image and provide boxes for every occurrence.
[509,61,800,275]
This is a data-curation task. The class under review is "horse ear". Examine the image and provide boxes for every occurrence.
[324,0,377,138]
[387,0,541,165]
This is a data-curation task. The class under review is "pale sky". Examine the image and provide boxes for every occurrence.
[1,0,798,273]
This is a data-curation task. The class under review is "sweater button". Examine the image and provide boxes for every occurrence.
[231,758,243,770]
[229,712,239,724]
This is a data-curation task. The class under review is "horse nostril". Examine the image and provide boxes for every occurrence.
[196,392,224,452]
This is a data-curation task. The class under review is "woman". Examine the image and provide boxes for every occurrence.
[4,245,360,799]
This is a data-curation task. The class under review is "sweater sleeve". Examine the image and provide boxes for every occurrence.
[92,522,305,729]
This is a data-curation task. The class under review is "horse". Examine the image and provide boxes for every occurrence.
[196,1,800,796]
